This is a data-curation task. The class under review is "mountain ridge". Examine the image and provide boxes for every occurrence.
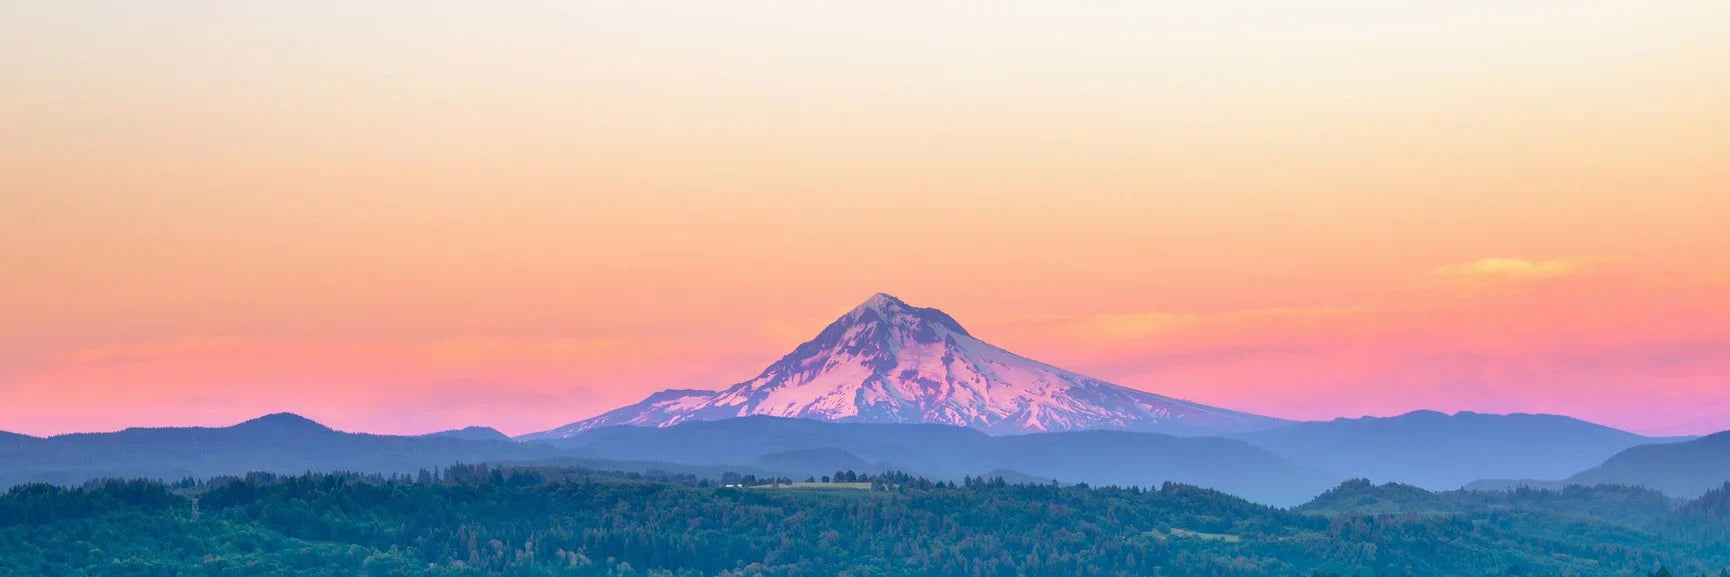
[1238,409,1678,490]
[1558,430,1730,498]
[422,426,512,442]
[0,412,558,490]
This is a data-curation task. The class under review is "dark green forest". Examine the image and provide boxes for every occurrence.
[4,466,1729,577]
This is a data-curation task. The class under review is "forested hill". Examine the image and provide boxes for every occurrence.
[5,466,1730,576]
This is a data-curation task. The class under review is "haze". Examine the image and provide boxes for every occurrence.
[3,0,1727,436]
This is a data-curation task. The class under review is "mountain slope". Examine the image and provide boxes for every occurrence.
[421,426,512,442]
[549,416,1337,505]
[1238,410,1678,490]
[1563,430,1730,498]
[752,448,879,475]
[0,430,37,444]
[542,389,718,432]
[0,413,560,489]
[524,293,1284,439]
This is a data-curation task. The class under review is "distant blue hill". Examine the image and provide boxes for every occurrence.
[421,426,512,442]
[0,413,558,489]
[0,430,37,442]
[548,416,1338,506]
[1237,410,1688,490]
[1563,431,1730,498]
[752,447,881,475]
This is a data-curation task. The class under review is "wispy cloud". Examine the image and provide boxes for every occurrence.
[62,338,244,363]
[1432,258,1585,281]
[969,258,1730,435]
[1074,307,1361,340]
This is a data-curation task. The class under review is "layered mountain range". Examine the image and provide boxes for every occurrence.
[1236,410,1690,490]
[0,413,559,489]
[4,293,1723,505]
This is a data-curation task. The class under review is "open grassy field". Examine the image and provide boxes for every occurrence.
[1159,528,1242,542]
[750,482,874,490]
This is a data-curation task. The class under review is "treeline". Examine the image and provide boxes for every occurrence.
[2,466,1729,576]
[1303,478,1730,545]
[0,479,180,527]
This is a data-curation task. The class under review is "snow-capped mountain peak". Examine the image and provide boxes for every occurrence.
[837,292,971,337]
[521,293,1285,440]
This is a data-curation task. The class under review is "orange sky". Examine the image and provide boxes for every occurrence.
[3,1,1728,437]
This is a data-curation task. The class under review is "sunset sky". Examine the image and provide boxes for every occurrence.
[3,1,1728,437]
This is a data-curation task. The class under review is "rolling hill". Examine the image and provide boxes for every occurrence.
[1238,410,1682,490]
[1562,430,1730,498]
[0,413,558,489]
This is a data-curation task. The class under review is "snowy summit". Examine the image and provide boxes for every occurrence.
[522,293,1285,439]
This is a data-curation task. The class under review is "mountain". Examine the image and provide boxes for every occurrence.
[0,430,37,444]
[0,430,37,454]
[543,389,717,433]
[546,416,1337,505]
[0,413,561,489]
[422,426,512,442]
[1238,410,1679,490]
[552,416,996,469]
[231,412,333,434]
[523,293,1285,439]
[753,448,880,475]
[1561,430,1730,498]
